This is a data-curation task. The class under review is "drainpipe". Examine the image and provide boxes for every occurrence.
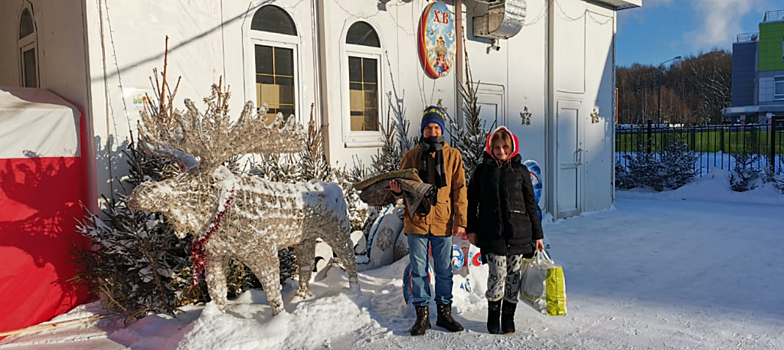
[545,0,555,220]
[611,10,617,206]
[455,0,463,126]
[312,0,330,159]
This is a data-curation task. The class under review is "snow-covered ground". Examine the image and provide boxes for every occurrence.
[2,170,783,350]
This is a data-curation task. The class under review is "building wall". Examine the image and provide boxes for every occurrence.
[758,70,784,105]
[0,0,620,217]
[758,21,784,72]
[549,0,616,217]
[731,41,758,106]
[319,0,457,168]
[80,0,321,202]
[463,0,549,204]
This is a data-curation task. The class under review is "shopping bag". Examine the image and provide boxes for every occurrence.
[518,251,567,316]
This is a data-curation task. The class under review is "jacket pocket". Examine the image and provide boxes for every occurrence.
[434,199,451,224]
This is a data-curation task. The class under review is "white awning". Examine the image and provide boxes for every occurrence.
[0,86,81,158]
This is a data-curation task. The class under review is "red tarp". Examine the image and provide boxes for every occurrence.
[0,87,91,334]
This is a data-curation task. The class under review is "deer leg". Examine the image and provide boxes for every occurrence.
[205,254,229,313]
[248,245,284,315]
[323,222,359,292]
[293,239,316,298]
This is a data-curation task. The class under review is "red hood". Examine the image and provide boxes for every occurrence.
[484,126,519,160]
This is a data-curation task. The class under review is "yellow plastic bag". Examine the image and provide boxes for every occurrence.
[519,251,567,316]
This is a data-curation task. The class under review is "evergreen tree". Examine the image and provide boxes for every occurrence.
[659,137,698,189]
[71,139,199,318]
[615,161,635,189]
[729,133,760,192]
[445,47,490,183]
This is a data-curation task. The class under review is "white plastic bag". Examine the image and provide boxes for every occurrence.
[519,251,567,316]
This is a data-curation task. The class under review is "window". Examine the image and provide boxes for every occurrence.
[255,45,295,119]
[18,8,37,88]
[348,57,379,131]
[251,5,297,36]
[775,76,784,101]
[249,5,298,122]
[346,22,381,133]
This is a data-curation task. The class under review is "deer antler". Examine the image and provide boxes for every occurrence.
[138,82,305,173]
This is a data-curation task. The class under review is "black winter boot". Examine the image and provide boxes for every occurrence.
[435,303,464,332]
[487,300,502,334]
[501,300,517,334]
[410,306,431,336]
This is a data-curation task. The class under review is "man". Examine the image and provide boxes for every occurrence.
[388,105,467,336]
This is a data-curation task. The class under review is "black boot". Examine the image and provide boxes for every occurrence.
[410,306,431,336]
[487,300,502,334]
[501,300,517,334]
[436,303,464,332]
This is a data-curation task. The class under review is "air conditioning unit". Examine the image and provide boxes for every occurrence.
[472,0,527,40]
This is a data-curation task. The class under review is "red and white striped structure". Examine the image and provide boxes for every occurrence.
[0,86,91,335]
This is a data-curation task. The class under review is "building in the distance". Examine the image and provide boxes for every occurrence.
[724,9,784,124]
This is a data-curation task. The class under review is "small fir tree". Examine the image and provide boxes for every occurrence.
[615,161,635,189]
[71,139,198,318]
[729,133,760,192]
[659,136,698,189]
[445,46,490,183]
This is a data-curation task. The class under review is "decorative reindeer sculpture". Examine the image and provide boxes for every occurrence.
[129,85,358,315]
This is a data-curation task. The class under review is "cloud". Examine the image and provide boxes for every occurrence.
[684,0,755,49]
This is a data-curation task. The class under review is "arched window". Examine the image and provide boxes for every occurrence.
[345,22,381,133]
[250,5,298,121]
[346,22,380,47]
[251,5,297,36]
[18,7,38,88]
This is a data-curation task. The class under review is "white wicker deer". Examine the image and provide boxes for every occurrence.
[128,86,358,315]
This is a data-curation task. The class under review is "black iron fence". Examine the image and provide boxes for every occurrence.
[616,119,784,177]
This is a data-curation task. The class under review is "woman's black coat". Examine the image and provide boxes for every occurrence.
[466,154,544,256]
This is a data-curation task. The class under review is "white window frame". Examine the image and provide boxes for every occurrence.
[342,36,384,148]
[774,76,784,101]
[18,7,38,88]
[244,8,301,123]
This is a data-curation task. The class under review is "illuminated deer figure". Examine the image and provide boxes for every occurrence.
[129,86,358,315]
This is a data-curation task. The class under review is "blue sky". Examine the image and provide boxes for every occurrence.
[616,0,776,67]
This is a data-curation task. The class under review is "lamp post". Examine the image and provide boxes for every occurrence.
[657,55,682,126]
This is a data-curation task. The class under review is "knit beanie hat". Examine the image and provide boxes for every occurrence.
[421,106,446,134]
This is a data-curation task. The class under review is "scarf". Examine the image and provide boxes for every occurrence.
[418,136,447,189]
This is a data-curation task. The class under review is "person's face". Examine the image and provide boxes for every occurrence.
[423,123,442,138]
[492,139,511,160]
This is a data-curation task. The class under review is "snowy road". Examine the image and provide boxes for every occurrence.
[2,179,783,350]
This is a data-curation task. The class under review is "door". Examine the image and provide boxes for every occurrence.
[475,83,506,130]
[556,101,583,218]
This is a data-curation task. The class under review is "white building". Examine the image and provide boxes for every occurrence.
[0,0,640,220]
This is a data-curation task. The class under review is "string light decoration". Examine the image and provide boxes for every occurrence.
[129,83,358,316]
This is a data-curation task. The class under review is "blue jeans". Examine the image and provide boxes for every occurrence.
[407,233,453,307]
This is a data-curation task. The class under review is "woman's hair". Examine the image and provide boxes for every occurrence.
[490,130,515,168]
[490,130,512,150]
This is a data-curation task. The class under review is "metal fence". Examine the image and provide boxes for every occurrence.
[616,120,784,178]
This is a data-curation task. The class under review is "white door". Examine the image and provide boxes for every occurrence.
[475,83,506,130]
[556,101,583,218]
